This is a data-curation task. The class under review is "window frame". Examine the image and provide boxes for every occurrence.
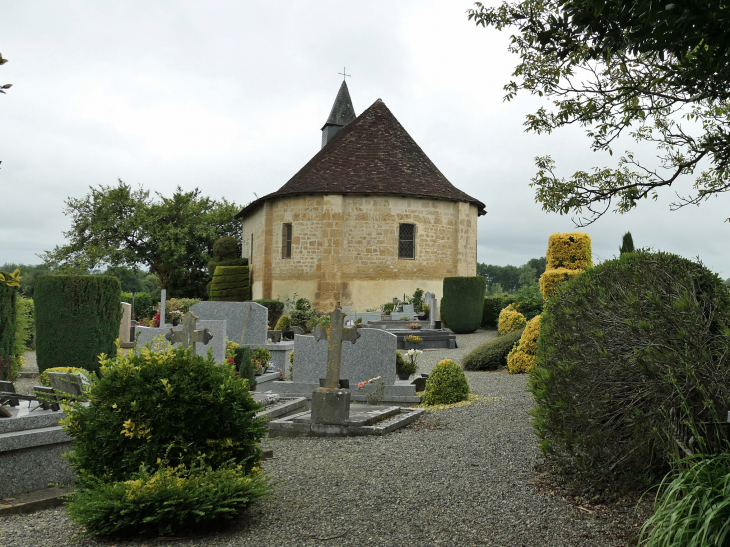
[282,223,292,259]
[398,223,416,260]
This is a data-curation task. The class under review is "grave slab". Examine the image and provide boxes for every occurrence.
[191,301,268,347]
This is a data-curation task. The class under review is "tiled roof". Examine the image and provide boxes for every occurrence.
[236,99,486,219]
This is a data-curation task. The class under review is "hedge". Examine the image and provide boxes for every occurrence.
[120,291,157,321]
[545,232,592,271]
[0,277,17,377]
[442,277,486,334]
[462,328,524,371]
[210,266,250,302]
[35,276,122,374]
[481,296,515,328]
[253,299,284,328]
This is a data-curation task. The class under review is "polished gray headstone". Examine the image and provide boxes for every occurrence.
[293,328,397,385]
[190,301,268,346]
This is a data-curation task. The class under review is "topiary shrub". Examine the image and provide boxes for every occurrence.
[233,346,256,390]
[497,304,526,335]
[442,277,487,334]
[531,250,730,494]
[34,275,121,374]
[539,268,584,300]
[481,297,504,329]
[545,232,592,271]
[274,315,291,331]
[289,298,317,332]
[210,266,250,302]
[62,345,269,536]
[206,258,249,283]
[212,236,240,261]
[422,359,470,405]
[40,366,92,387]
[462,328,524,371]
[507,315,541,374]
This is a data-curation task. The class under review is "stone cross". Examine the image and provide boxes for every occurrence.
[164,311,213,355]
[314,307,360,389]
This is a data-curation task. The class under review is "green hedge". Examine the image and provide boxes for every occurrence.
[253,299,284,328]
[206,257,248,280]
[481,296,515,328]
[0,279,17,378]
[35,276,122,374]
[462,328,524,370]
[442,277,486,334]
[121,291,157,321]
[210,266,250,301]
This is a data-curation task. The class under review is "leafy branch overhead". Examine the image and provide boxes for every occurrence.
[41,180,242,297]
[0,53,12,94]
[468,1,730,225]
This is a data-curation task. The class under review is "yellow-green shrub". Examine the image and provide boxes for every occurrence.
[498,304,527,335]
[539,268,584,300]
[274,315,291,331]
[545,232,593,271]
[507,315,541,374]
[40,366,92,387]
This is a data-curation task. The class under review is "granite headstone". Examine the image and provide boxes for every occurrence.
[190,301,268,347]
[134,320,227,364]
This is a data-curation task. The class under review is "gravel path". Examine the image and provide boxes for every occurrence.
[0,331,648,546]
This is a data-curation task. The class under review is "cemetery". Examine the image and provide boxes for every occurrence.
[2,220,730,545]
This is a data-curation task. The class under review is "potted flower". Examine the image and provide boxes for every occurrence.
[381,302,395,320]
[396,349,420,380]
[419,303,430,321]
[404,334,423,350]
[408,322,422,330]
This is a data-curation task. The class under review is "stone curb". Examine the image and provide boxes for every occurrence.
[0,486,73,516]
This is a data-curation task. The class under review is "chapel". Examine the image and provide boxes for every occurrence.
[236,82,486,312]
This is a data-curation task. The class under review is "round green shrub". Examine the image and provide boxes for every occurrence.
[532,250,730,493]
[442,277,487,334]
[423,359,470,405]
[462,328,524,371]
[212,236,239,260]
[63,345,266,482]
[209,266,250,301]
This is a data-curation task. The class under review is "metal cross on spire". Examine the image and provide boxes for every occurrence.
[338,67,351,81]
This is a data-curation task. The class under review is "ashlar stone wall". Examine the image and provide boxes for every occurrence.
[241,194,478,311]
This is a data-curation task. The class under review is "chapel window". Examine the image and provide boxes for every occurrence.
[398,223,415,259]
[282,223,292,259]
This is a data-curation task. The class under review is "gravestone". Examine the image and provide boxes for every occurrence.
[310,307,359,424]
[159,289,167,327]
[135,318,226,364]
[190,301,268,347]
[423,291,437,327]
[165,311,213,356]
[47,372,86,399]
[294,328,397,385]
[119,302,132,343]
[402,304,415,316]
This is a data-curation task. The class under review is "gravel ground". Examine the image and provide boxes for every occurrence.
[0,331,649,546]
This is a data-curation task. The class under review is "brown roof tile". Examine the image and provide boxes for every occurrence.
[236,99,486,218]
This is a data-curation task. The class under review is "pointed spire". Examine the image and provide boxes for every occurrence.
[321,81,356,148]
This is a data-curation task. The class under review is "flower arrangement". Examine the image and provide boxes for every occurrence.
[404,334,423,344]
[400,316,410,321]
[357,376,385,405]
[401,349,422,376]
[408,323,422,330]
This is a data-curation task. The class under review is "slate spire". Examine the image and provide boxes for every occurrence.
[321,81,356,148]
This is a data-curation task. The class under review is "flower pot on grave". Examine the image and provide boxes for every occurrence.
[268,330,282,343]
[397,372,411,381]
[381,314,392,321]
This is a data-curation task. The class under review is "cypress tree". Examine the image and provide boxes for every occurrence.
[619,231,635,255]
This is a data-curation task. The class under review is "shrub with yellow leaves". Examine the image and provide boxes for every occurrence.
[507,315,541,374]
[498,304,527,335]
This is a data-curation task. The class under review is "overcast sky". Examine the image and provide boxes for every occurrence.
[1,1,728,280]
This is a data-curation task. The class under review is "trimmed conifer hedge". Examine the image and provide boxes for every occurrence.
[34,275,122,374]
[209,266,250,301]
[0,277,17,375]
[462,328,524,371]
[442,277,486,334]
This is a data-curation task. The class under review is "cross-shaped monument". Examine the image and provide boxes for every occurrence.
[164,311,213,356]
[311,307,360,424]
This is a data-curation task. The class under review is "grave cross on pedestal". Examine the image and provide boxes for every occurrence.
[164,311,213,356]
[314,307,360,389]
[310,307,360,424]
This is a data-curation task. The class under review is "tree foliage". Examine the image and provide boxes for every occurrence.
[619,231,635,255]
[477,257,546,292]
[0,52,11,94]
[468,1,730,225]
[41,181,242,298]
